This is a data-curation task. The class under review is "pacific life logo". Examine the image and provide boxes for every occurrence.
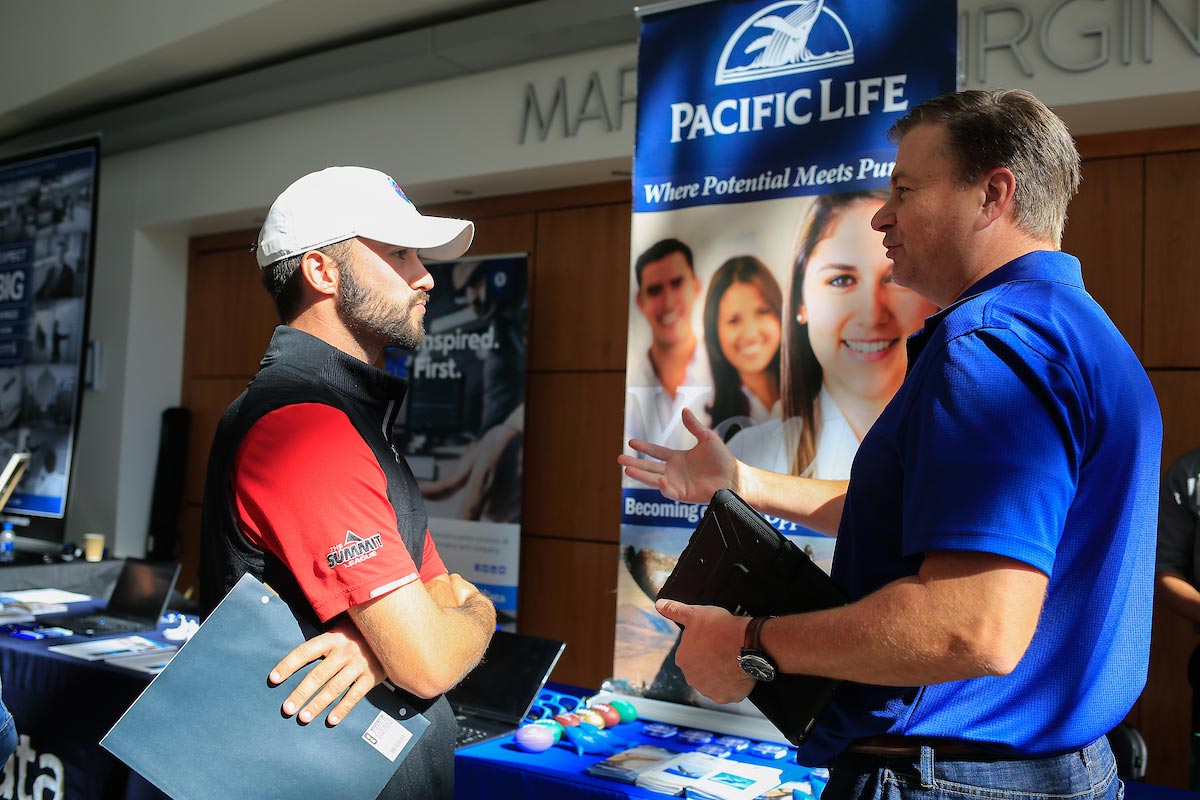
[715,0,855,86]
[667,0,906,145]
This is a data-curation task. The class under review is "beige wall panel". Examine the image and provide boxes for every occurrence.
[522,371,625,542]
[530,204,631,372]
[519,535,617,689]
[1145,151,1200,367]
[184,240,278,379]
[1062,157,1143,356]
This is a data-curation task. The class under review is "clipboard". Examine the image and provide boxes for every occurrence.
[656,489,849,746]
[102,573,430,800]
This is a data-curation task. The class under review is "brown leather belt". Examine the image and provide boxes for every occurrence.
[845,735,983,757]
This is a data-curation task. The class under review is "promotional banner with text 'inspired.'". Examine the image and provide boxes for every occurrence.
[618,0,954,711]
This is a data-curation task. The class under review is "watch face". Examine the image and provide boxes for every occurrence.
[738,653,776,682]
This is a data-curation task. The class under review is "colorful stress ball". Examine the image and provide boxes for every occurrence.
[531,718,564,743]
[514,723,556,753]
[553,713,581,728]
[575,708,607,729]
[608,699,638,723]
[588,702,622,728]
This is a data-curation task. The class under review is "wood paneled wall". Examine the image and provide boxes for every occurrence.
[180,124,1200,787]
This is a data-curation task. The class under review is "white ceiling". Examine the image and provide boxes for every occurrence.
[2,0,1196,160]
[0,0,537,141]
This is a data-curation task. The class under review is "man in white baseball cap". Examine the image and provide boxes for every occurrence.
[200,167,494,799]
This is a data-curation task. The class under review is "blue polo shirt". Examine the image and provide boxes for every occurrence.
[795,250,1162,766]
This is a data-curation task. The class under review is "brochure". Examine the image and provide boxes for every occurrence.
[585,744,678,783]
[636,751,782,800]
[48,636,177,662]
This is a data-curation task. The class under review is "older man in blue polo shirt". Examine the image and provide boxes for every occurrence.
[623,89,1161,798]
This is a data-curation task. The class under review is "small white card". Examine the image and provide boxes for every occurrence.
[362,711,413,762]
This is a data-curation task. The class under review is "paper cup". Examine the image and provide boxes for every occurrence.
[83,533,105,562]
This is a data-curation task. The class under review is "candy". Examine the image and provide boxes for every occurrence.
[696,743,732,758]
[748,742,789,760]
[714,736,750,752]
[677,729,714,745]
[642,723,678,739]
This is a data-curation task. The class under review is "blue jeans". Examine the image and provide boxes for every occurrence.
[825,736,1122,799]
[0,676,16,766]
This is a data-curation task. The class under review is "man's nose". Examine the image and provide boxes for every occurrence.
[411,259,434,291]
[872,203,893,232]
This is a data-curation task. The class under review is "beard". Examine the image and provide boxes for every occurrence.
[336,259,428,351]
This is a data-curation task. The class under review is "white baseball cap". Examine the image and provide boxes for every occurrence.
[255,166,474,268]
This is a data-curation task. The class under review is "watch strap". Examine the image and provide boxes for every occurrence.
[742,615,774,654]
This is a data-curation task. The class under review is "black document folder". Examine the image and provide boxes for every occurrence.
[102,573,430,800]
[656,489,849,746]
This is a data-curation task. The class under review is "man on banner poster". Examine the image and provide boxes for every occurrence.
[614,0,955,713]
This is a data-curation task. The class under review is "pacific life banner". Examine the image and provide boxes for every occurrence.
[617,0,955,713]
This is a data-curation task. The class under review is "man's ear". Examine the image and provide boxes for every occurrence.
[297,250,340,298]
[978,166,1017,230]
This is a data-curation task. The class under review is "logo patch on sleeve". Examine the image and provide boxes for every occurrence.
[327,530,384,568]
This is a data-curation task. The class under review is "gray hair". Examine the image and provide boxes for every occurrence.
[889,89,1081,246]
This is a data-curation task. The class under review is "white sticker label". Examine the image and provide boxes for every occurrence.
[362,711,413,762]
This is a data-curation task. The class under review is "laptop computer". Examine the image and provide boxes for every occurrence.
[657,489,850,746]
[450,630,565,749]
[39,558,181,636]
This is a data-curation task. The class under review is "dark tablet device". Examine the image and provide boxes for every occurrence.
[656,488,849,746]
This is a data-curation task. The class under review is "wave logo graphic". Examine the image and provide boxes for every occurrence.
[715,0,854,86]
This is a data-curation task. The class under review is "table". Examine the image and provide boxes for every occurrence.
[0,563,175,800]
[456,720,821,799]
[456,723,1200,800]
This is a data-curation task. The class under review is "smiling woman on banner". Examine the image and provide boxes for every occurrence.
[703,256,783,440]
[726,191,934,479]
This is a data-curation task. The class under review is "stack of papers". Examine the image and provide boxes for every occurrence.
[0,588,90,623]
[48,636,177,662]
[586,745,677,783]
[635,752,782,799]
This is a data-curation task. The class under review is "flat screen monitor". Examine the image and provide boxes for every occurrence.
[0,139,99,545]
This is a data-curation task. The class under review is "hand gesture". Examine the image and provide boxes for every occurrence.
[618,408,741,504]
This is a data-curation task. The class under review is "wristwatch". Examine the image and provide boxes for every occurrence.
[738,615,778,682]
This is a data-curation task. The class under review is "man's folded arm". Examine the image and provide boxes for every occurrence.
[349,573,495,698]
